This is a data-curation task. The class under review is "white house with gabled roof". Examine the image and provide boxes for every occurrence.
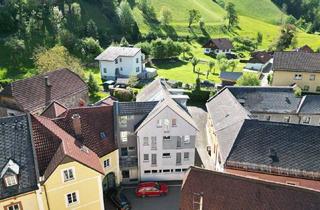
[95,46,146,80]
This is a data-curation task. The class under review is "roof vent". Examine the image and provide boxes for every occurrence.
[80,145,89,153]
[268,148,279,163]
[44,76,51,87]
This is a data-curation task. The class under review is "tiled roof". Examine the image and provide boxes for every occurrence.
[0,115,39,199]
[203,38,233,50]
[206,88,250,164]
[249,51,273,64]
[94,96,118,106]
[54,106,117,157]
[95,46,141,61]
[226,120,320,180]
[0,69,88,112]
[180,167,320,210]
[227,86,301,113]
[116,101,159,115]
[294,45,314,53]
[273,52,320,72]
[220,71,243,81]
[31,115,104,180]
[298,95,320,114]
[136,78,171,102]
[40,101,67,118]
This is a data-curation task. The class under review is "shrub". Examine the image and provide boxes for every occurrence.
[113,88,134,101]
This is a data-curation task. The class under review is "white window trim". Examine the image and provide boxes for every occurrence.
[61,167,76,183]
[4,175,18,187]
[104,158,111,169]
[65,191,80,207]
[184,135,191,144]
[120,131,128,142]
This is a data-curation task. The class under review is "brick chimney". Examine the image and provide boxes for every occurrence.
[45,76,52,106]
[44,76,51,87]
[71,114,82,136]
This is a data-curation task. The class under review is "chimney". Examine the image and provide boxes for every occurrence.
[44,76,51,87]
[71,114,82,136]
[268,148,279,163]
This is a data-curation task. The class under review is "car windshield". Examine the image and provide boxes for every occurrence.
[154,182,161,190]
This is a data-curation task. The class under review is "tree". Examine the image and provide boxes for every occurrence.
[79,37,103,62]
[257,32,263,47]
[275,24,297,51]
[188,9,201,28]
[50,6,64,37]
[229,60,238,72]
[191,57,200,73]
[33,45,84,77]
[208,60,215,74]
[117,0,136,33]
[4,36,25,66]
[128,76,139,88]
[236,73,260,86]
[181,43,191,59]
[86,19,99,39]
[160,6,172,26]
[225,2,239,29]
[87,73,100,96]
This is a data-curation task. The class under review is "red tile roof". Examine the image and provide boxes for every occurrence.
[94,96,118,106]
[40,101,67,118]
[54,106,117,157]
[31,115,104,180]
[0,69,88,112]
[180,167,320,210]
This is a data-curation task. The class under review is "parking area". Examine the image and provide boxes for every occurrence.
[122,185,181,210]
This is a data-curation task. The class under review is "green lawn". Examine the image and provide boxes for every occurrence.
[84,67,109,102]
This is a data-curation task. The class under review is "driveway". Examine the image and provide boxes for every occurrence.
[122,185,181,210]
[188,106,214,170]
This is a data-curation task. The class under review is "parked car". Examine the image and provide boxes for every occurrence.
[135,182,168,197]
[106,188,131,210]
[200,80,215,88]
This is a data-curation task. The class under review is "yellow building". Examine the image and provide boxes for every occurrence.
[272,51,320,93]
[0,115,44,210]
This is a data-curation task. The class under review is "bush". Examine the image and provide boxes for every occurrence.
[113,88,134,101]
[151,38,183,59]
[186,90,210,102]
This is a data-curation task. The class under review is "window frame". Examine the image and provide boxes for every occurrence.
[143,154,149,162]
[61,167,75,183]
[310,74,316,81]
[184,135,191,144]
[4,202,22,210]
[294,74,302,80]
[172,119,177,127]
[120,131,128,143]
[65,191,79,207]
[184,152,189,160]
[302,116,311,124]
[4,175,18,187]
[162,153,171,158]
[143,137,149,146]
[103,159,111,168]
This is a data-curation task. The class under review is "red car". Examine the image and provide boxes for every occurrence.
[135,182,168,197]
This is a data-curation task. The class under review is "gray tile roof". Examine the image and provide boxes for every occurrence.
[298,95,320,114]
[95,46,141,61]
[226,119,320,180]
[0,115,39,199]
[227,86,301,114]
[203,38,233,50]
[273,52,320,72]
[206,89,251,164]
[116,101,159,115]
[136,78,171,102]
[220,71,243,81]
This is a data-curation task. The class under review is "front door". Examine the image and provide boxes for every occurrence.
[103,172,116,191]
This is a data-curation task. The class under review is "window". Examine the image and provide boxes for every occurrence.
[144,170,151,174]
[157,119,162,127]
[294,74,302,80]
[144,154,149,161]
[152,170,157,173]
[120,67,123,71]
[163,136,171,141]
[182,168,188,172]
[136,67,140,72]
[175,169,182,172]
[162,153,171,158]
[5,203,22,210]
[121,148,128,156]
[100,131,107,140]
[115,58,118,64]
[103,159,110,168]
[303,85,310,92]
[66,192,78,206]
[317,86,320,92]
[136,58,139,63]
[265,115,271,121]
[143,137,149,146]
[122,170,130,178]
[120,58,122,62]
[172,119,177,127]
[184,135,190,144]
[163,169,170,173]
[283,116,290,123]
[302,116,311,124]
[176,153,182,165]
[4,175,18,187]
[128,146,135,151]
[103,68,107,73]
[151,154,157,166]
[164,119,170,132]
[310,74,316,81]
[184,152,189,160]
[120,131,128,142]
[120,116,128,126]
[151,136,157,150]
[62,168,75,182]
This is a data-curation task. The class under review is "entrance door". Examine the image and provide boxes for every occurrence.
[103,172,116,191]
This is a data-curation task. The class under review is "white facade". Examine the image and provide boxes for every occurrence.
[204,48,232,55]
[137,106,197,181]
[98,51,145,80]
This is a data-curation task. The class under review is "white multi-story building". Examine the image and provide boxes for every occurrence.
[136,97,198,181]
[95,46,145,80]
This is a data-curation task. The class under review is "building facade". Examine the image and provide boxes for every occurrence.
[96,46,145,80]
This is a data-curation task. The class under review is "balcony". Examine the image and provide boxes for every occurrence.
[120,157,138,169]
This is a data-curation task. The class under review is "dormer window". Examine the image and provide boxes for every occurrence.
[100,131,107,140]
[4,175,18,187]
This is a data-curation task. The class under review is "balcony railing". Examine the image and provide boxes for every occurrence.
[120,157,138,168]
